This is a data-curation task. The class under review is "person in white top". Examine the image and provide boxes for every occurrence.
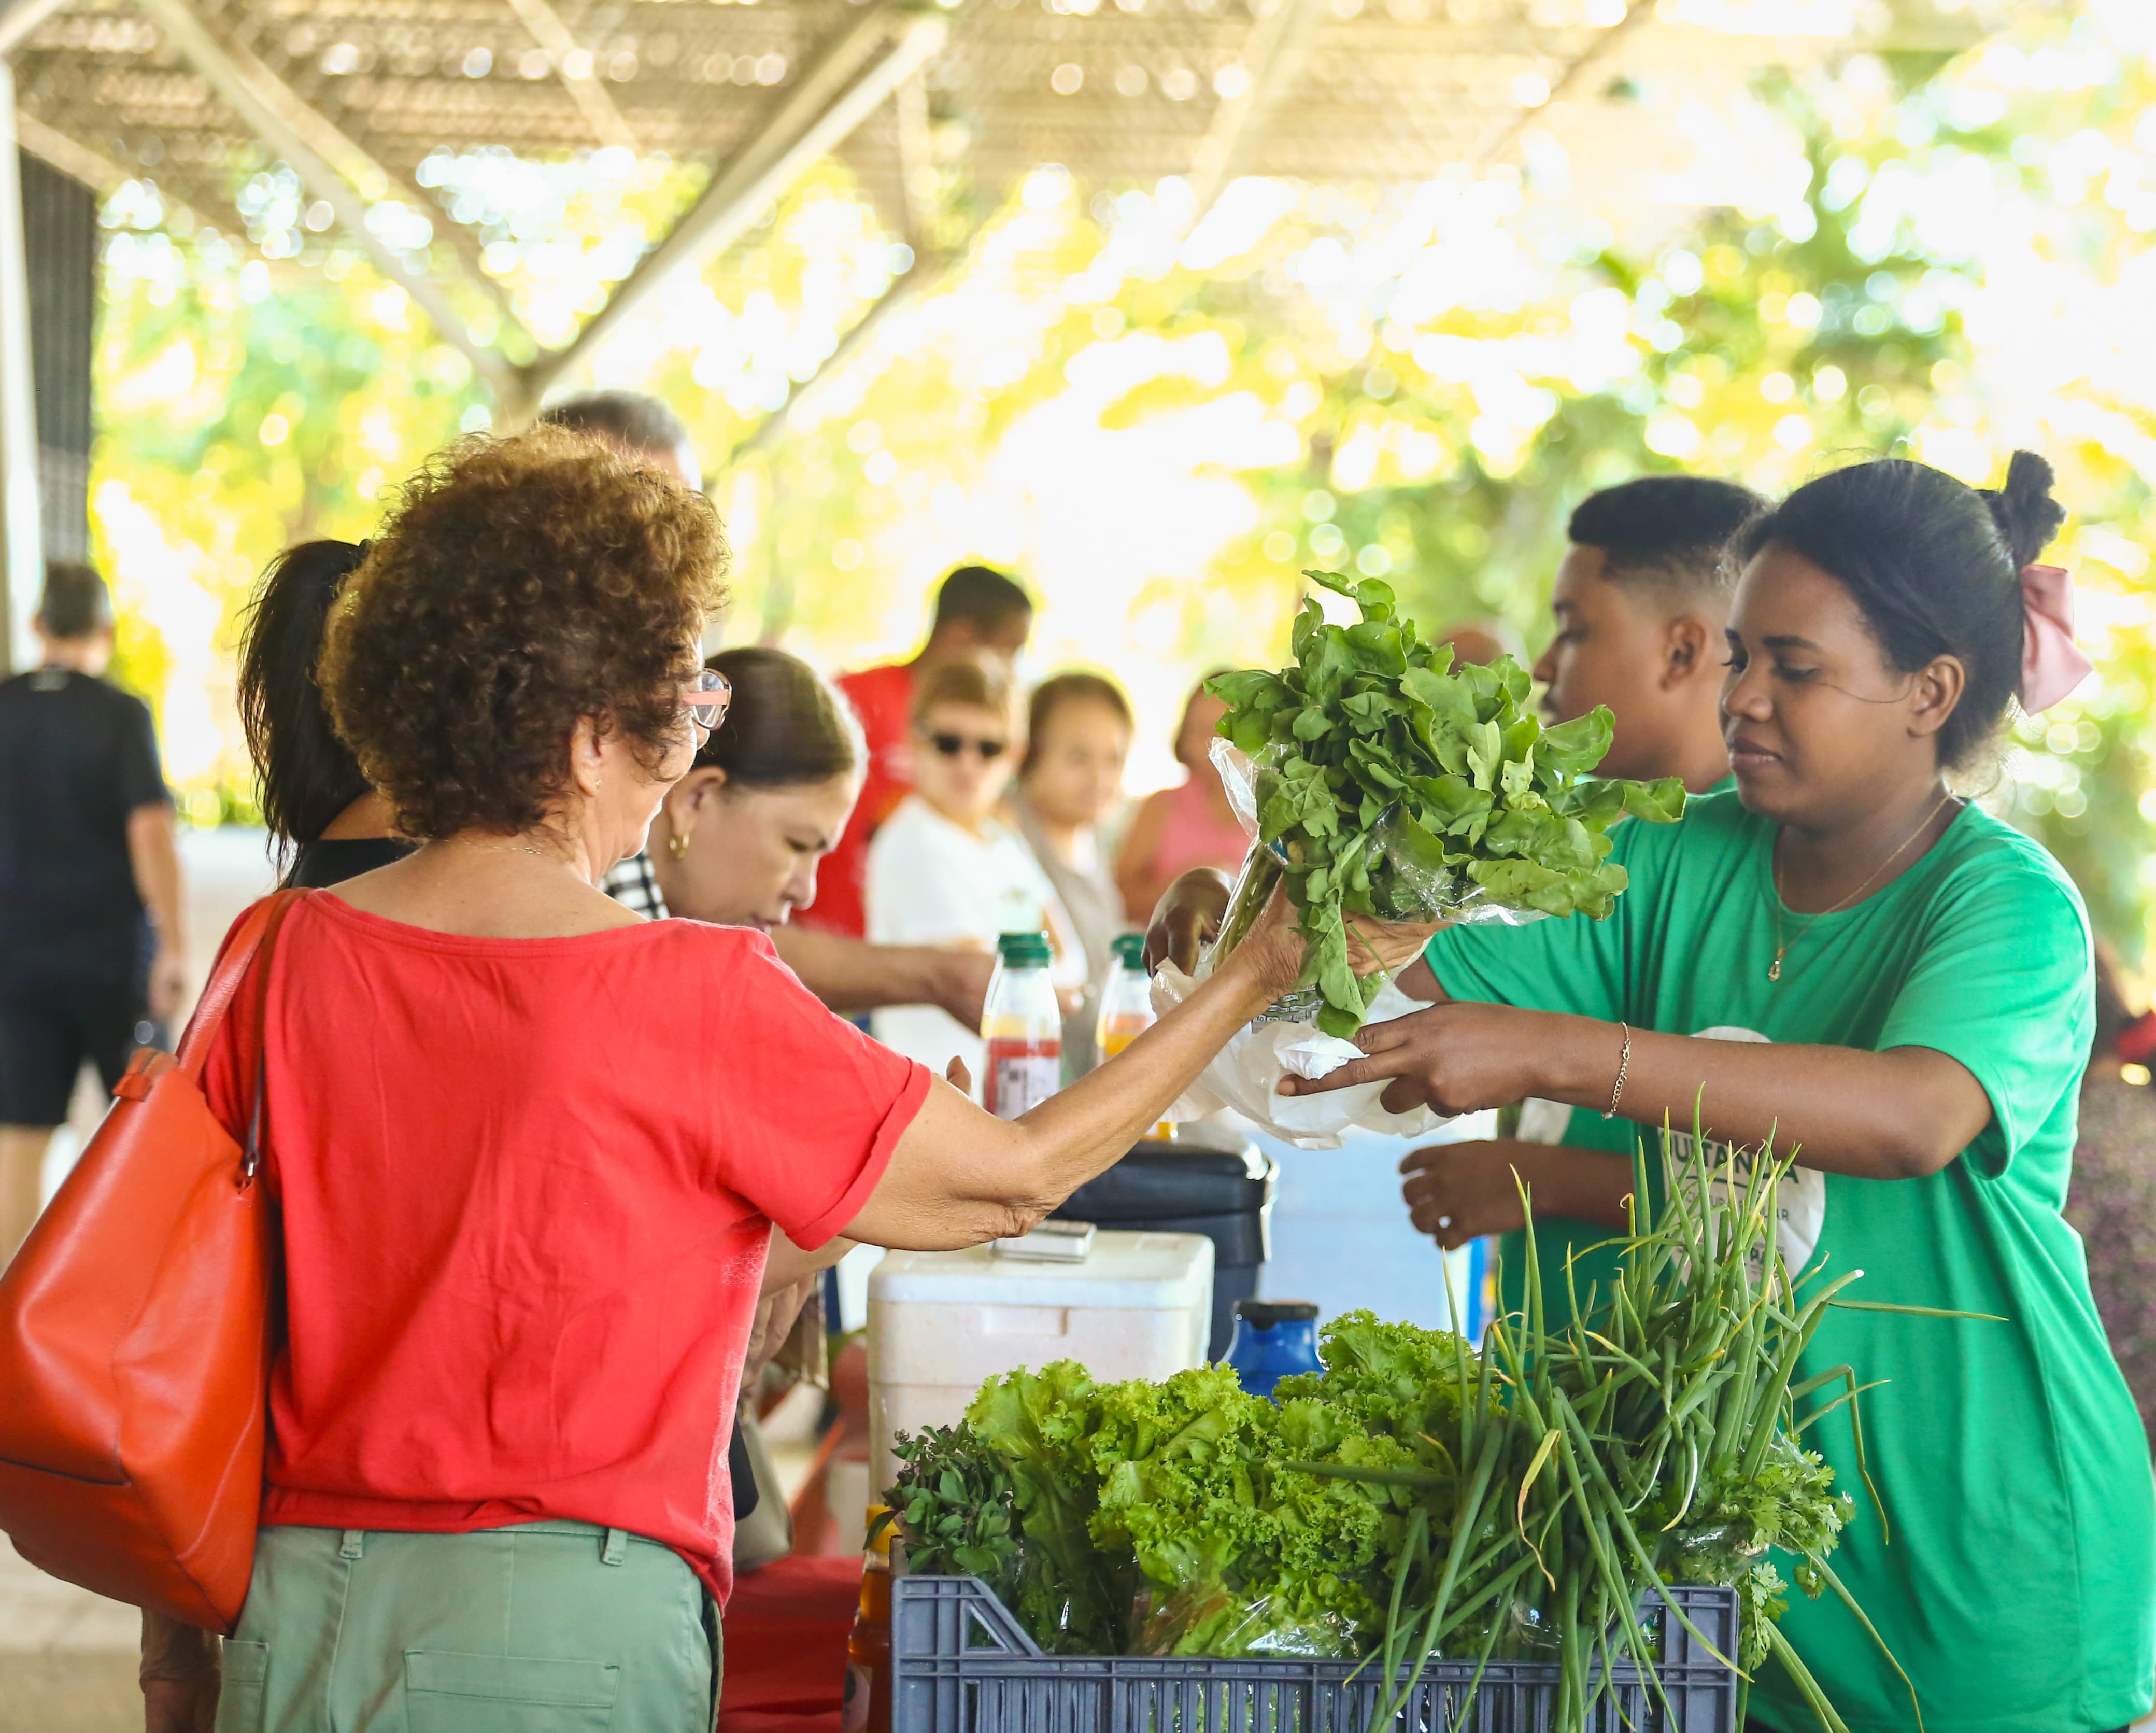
[869,656,1081,1095]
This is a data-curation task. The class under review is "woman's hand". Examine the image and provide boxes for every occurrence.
[1344,912,1449,982]
[1401,1139,1637,1249]
[1143,869,1231,975]
[928,949,995,1033]
[1282,1001,1592,1117]
[1221,884,1305,999]
[1144,866,1436,987]
[1400,1142,1535,1249]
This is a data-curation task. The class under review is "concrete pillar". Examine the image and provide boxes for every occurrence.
[0,64,42,674]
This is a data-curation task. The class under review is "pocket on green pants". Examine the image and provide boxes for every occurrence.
[403,1650,620,1732]
[216,1640,269,1733]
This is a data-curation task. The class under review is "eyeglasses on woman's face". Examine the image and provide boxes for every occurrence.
[683,668,732,743]
[926,730,1008,761]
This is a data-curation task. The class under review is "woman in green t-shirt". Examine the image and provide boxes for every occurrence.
[1276,452,2155,1733]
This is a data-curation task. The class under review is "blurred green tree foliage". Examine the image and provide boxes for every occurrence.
[91,12,2156,959]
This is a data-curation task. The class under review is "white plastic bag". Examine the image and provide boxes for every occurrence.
[1151,963,1450,1150]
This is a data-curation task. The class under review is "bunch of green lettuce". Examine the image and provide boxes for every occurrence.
[963,1361,1139,1653]
[1207,570,1686,1036]
[930,1335,1481,1661]
[1088,1364,1426,1657]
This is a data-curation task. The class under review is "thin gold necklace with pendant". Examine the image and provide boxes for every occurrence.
[1768,792,1957,983]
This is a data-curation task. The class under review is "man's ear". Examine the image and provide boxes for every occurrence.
[1663,614,1715,688]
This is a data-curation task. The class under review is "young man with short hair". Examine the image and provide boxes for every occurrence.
[0,562,186,1258]
[1532,474,1760,794]
[1406,473,1762,1311]
[807,565,1036,939]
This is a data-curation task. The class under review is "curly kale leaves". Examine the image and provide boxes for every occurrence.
[1208,571,1686,1036]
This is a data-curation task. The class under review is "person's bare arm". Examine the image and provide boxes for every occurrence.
[1113,793,1174,931]
[1286,999,1993,1182]
[763,1225,853,1295]
[126,802,188,1023]
[770,925,993,1032]
[842,900,1431,1250]
[141,1609,218,1732]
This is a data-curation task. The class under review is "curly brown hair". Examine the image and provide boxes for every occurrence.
[321,426,729,839]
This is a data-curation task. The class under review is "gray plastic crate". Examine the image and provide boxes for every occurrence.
[892,1574,1739,1733]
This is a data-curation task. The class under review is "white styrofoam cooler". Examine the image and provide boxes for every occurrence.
[866,1230,1214,1488]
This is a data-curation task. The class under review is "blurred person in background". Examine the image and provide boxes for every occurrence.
[540,387,702,489]
[0,562,185,1261]
[869,657,1079,1091]
[605,647,994,1067]
[1011,671,1134,1069]
[237,540,410,889]
[812,565,1035,940]
[1114,673,1249,925]
[2065,941,2156,1448]
[1432,619,1523,667]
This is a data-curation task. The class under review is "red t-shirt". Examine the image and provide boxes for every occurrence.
[808,662,916,938]
[203,893,929,1604]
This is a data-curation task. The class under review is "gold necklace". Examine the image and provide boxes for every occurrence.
[1768,792,1957,983]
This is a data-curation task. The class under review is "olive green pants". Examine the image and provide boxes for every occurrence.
[216,1521,718,1733]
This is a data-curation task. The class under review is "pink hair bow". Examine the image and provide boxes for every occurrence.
[2018,563,2092,714]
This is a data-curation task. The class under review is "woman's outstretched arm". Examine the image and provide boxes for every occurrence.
[1283,998,1993,1183]
[845,898,1430,1249]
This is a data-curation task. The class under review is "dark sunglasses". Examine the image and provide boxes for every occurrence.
[928,731,1008,760]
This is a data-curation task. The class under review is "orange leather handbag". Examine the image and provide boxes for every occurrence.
[0,889,305,1632]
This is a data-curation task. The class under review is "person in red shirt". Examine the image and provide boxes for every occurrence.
[811,565,1035,939]
[144,428,1360,1733]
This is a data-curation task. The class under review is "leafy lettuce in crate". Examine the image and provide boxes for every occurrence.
[1206,570,1686,1036]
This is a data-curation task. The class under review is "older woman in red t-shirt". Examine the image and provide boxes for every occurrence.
[148,428,1338,1733]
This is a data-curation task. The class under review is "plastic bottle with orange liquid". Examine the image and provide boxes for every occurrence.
[1096,933,1174,1142]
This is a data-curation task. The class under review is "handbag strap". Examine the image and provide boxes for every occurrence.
[173,888,310,1089]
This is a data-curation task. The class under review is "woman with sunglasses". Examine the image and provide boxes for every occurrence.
[139,429,1375,1733]
[867,656,1083,1093]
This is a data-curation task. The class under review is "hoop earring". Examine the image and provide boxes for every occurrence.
[666,830,691,860]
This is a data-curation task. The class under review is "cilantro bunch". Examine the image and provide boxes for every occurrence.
[1205,570,1686,1036]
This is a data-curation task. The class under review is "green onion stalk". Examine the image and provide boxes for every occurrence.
[1312,1129,1979,1733]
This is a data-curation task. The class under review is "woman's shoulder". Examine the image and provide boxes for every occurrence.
[1928,802,2089,931]
[279,887,773,961]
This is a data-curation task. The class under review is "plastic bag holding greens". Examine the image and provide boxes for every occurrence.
[1198,571,1686,1042]
[1151,573,1682,1145]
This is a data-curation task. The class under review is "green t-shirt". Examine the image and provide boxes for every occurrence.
[1493,777,1738,1320]
[1426,789,2154,1733]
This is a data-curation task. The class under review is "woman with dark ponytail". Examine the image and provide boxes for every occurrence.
[1166,451,2152,1731]
[235,540,410,886]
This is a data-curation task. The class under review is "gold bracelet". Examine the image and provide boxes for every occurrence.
[1602,1021,1632,1120]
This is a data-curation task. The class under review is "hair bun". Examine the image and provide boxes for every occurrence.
[1983,449,2066,570]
